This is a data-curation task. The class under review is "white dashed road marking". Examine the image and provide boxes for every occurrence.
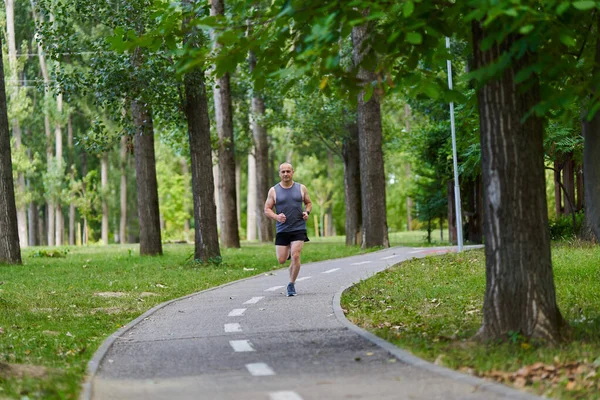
[351,261,372,265]
[269,391,304,400]
[224,323,242,333]
[228,308,246,317]
[244,296,264,304]
[246,363,275,376]
[265,286,285,292]
[229,340,255,352]
[410,250,425,254]
[296,276,312,281]
[322,268,340,274]
[380,255,398,260]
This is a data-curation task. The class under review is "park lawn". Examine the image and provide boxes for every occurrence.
[0,240,375,400]
[341,242,600,400]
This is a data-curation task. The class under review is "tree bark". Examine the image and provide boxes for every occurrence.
[6,0,28,248]
[131,98,163,255]
[249,52,274,242]
[563,153,575,216]
[472,21,566,343]
[342,123,361,246]
[211,0,240,248]
[582,16,600,241]
[101,152,109,245]
[465,175,483,244]
[0,39,22,264]
[246,152,257,241]
[120,136,128,244]
[351,17,389,249]
[183,68,221,261]
[55,93,64,246]
[554,160,561,218]
[180,8,221,261]
[447,180,457,244]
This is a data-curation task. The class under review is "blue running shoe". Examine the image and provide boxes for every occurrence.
[287,282,296,297]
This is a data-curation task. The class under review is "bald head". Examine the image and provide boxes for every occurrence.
[279,162,294,172]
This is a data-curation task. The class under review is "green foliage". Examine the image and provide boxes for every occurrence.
[549,211,586,240]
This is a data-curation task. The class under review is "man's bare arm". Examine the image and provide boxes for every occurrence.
[264,187,286,223]
[301,185,312,220]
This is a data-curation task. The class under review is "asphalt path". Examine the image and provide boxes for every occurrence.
[84,246,542,400]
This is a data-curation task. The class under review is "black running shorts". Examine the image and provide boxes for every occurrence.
[275,230,310,246]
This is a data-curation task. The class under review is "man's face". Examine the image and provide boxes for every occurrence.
[279,164,294,182]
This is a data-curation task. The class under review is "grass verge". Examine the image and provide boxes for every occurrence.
[341,243,600,399]
[0,240,373,399]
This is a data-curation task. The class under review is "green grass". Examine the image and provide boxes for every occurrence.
[0,239,374,399]
[341,243,600,399]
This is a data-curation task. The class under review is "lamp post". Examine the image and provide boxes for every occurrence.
[446,37,463,252]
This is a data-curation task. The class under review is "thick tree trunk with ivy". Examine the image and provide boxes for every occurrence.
[342,123,361,246]
[352,19,389,249]
[211,0,240,248]
[0,41,21,264]
[131,100,163,256]
[473,22,566,343]
[582,18,600,241]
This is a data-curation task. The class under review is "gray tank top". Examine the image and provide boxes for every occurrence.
[274,182,306,233]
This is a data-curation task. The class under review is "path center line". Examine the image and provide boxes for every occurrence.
[265,285,285,292]
[228,308,246,317]
[244,296,264,304]
[351,261,372,265]
[246,363,275,376]
[322,268,340,274]
[229,340,255,352]
[296,276,312,281]
[269,391,304,400]
[224,323,242,333]
[380,255,398,260]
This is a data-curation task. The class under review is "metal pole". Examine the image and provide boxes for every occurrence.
[446,37,463,252]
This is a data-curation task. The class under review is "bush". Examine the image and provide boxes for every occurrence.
[549,211,585,240]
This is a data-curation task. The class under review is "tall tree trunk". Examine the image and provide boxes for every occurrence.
[211,0,240,248]
[351,16,389,249]
[184,70,221,261]
[465,175,483,244]
[576,164,583,211]
[55,93,64,246]
[0,39,22,264]
[6,0,28,248]
[342,122,361,246]
[213,162,222,234]
[583,17,600,241]
[553,160,562,218]
[563,153,575,216]
[120,136,128,244]
[447,181,457,244]
[68,114,75,245]
[131,98,162,255]
[404,104,413,231]
[236,162,241,229]
[246,152,257,241]
[101,152,109,245]
[249,52,274,242]
[28,201,39,246]
[33,3,54,246]
[325,151,334,236]
[181,10,220,261]
[472,21,566,343]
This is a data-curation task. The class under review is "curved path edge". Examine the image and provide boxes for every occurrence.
[332,279,544,400]
[79,272,268,400]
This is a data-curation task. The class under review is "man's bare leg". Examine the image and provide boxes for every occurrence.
[276,245,290,265]
[288,240,304,283]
